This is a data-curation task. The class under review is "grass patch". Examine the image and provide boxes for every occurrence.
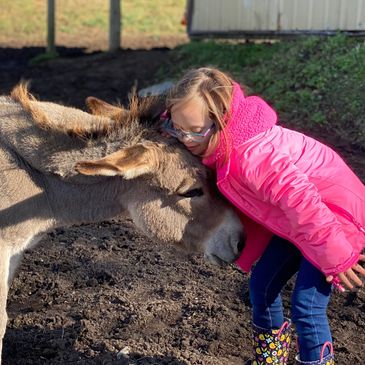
[164,35,365,149]
[169,39,281,73]
[122,0,185,36]
[0,0,46,37]
[28,51,59,66]
[0,0,185,44]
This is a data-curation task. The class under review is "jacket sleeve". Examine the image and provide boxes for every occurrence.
[239,149,358,276]
[235,211,273,273]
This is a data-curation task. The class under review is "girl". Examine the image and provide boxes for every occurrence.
[162,67,365,364]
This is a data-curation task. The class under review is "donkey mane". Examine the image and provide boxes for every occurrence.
[10,82,164,142]
[1,83,171,181]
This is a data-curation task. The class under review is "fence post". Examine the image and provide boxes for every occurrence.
[109,0,121,51]
[47,0,56,53]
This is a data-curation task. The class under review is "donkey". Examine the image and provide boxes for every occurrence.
[0,83,245,363]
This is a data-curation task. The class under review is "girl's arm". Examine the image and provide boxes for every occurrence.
[238,149,359,279]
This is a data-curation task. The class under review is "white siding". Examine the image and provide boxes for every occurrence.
[189,0,365,35]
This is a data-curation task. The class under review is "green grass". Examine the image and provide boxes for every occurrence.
[0,0,185,43]
[0,0,46,36]
[122,0,185,35]
[163,35,365,149]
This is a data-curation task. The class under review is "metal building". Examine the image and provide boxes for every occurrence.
[186,0,365,37]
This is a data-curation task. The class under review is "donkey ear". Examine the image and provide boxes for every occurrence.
[75,144,158,179]
[86,96,129,121]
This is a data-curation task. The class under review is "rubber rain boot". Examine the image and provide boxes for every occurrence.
[251,320,291,364]
[295,341,334,364]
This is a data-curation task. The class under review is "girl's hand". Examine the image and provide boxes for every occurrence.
[326,254,365,291]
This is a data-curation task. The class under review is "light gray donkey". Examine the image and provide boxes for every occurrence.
[0,83,245,363]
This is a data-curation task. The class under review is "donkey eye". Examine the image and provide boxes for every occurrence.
[179,188,204,198]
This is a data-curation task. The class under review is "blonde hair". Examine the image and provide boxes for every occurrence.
[166,67,234,159]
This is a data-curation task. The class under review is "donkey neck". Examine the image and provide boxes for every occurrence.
[44,173,131,227]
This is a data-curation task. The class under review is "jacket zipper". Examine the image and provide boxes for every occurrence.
[323,201,365,236]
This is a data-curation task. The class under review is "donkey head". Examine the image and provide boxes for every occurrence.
[9,84,245,267]
[75,101,246,266]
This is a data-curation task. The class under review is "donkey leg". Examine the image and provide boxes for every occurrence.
[8,252,24,286]
[0,247,11,365]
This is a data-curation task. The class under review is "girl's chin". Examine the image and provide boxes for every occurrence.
[187,145,200,154]
[187,144,210,156]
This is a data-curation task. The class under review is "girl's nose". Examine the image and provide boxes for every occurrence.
[179,134,192,143]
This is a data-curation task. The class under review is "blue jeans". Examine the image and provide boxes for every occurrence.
[249,235,333,362]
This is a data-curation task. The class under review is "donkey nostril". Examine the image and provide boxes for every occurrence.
[237,234,246,254]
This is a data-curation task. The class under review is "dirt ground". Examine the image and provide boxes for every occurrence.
[0,36,364,365]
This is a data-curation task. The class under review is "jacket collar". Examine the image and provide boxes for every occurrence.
[203,82,277,169]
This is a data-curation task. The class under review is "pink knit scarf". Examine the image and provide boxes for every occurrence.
[203,82,278,169]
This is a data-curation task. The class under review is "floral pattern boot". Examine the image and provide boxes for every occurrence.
[251,320,291,364]
[295,341,335,364]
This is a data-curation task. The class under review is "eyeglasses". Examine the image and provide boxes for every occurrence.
[162,118,215,143]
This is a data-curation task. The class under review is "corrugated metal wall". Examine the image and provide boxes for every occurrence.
[188,0,365,36]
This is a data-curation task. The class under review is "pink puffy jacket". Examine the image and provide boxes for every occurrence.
[203,83,365,277]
